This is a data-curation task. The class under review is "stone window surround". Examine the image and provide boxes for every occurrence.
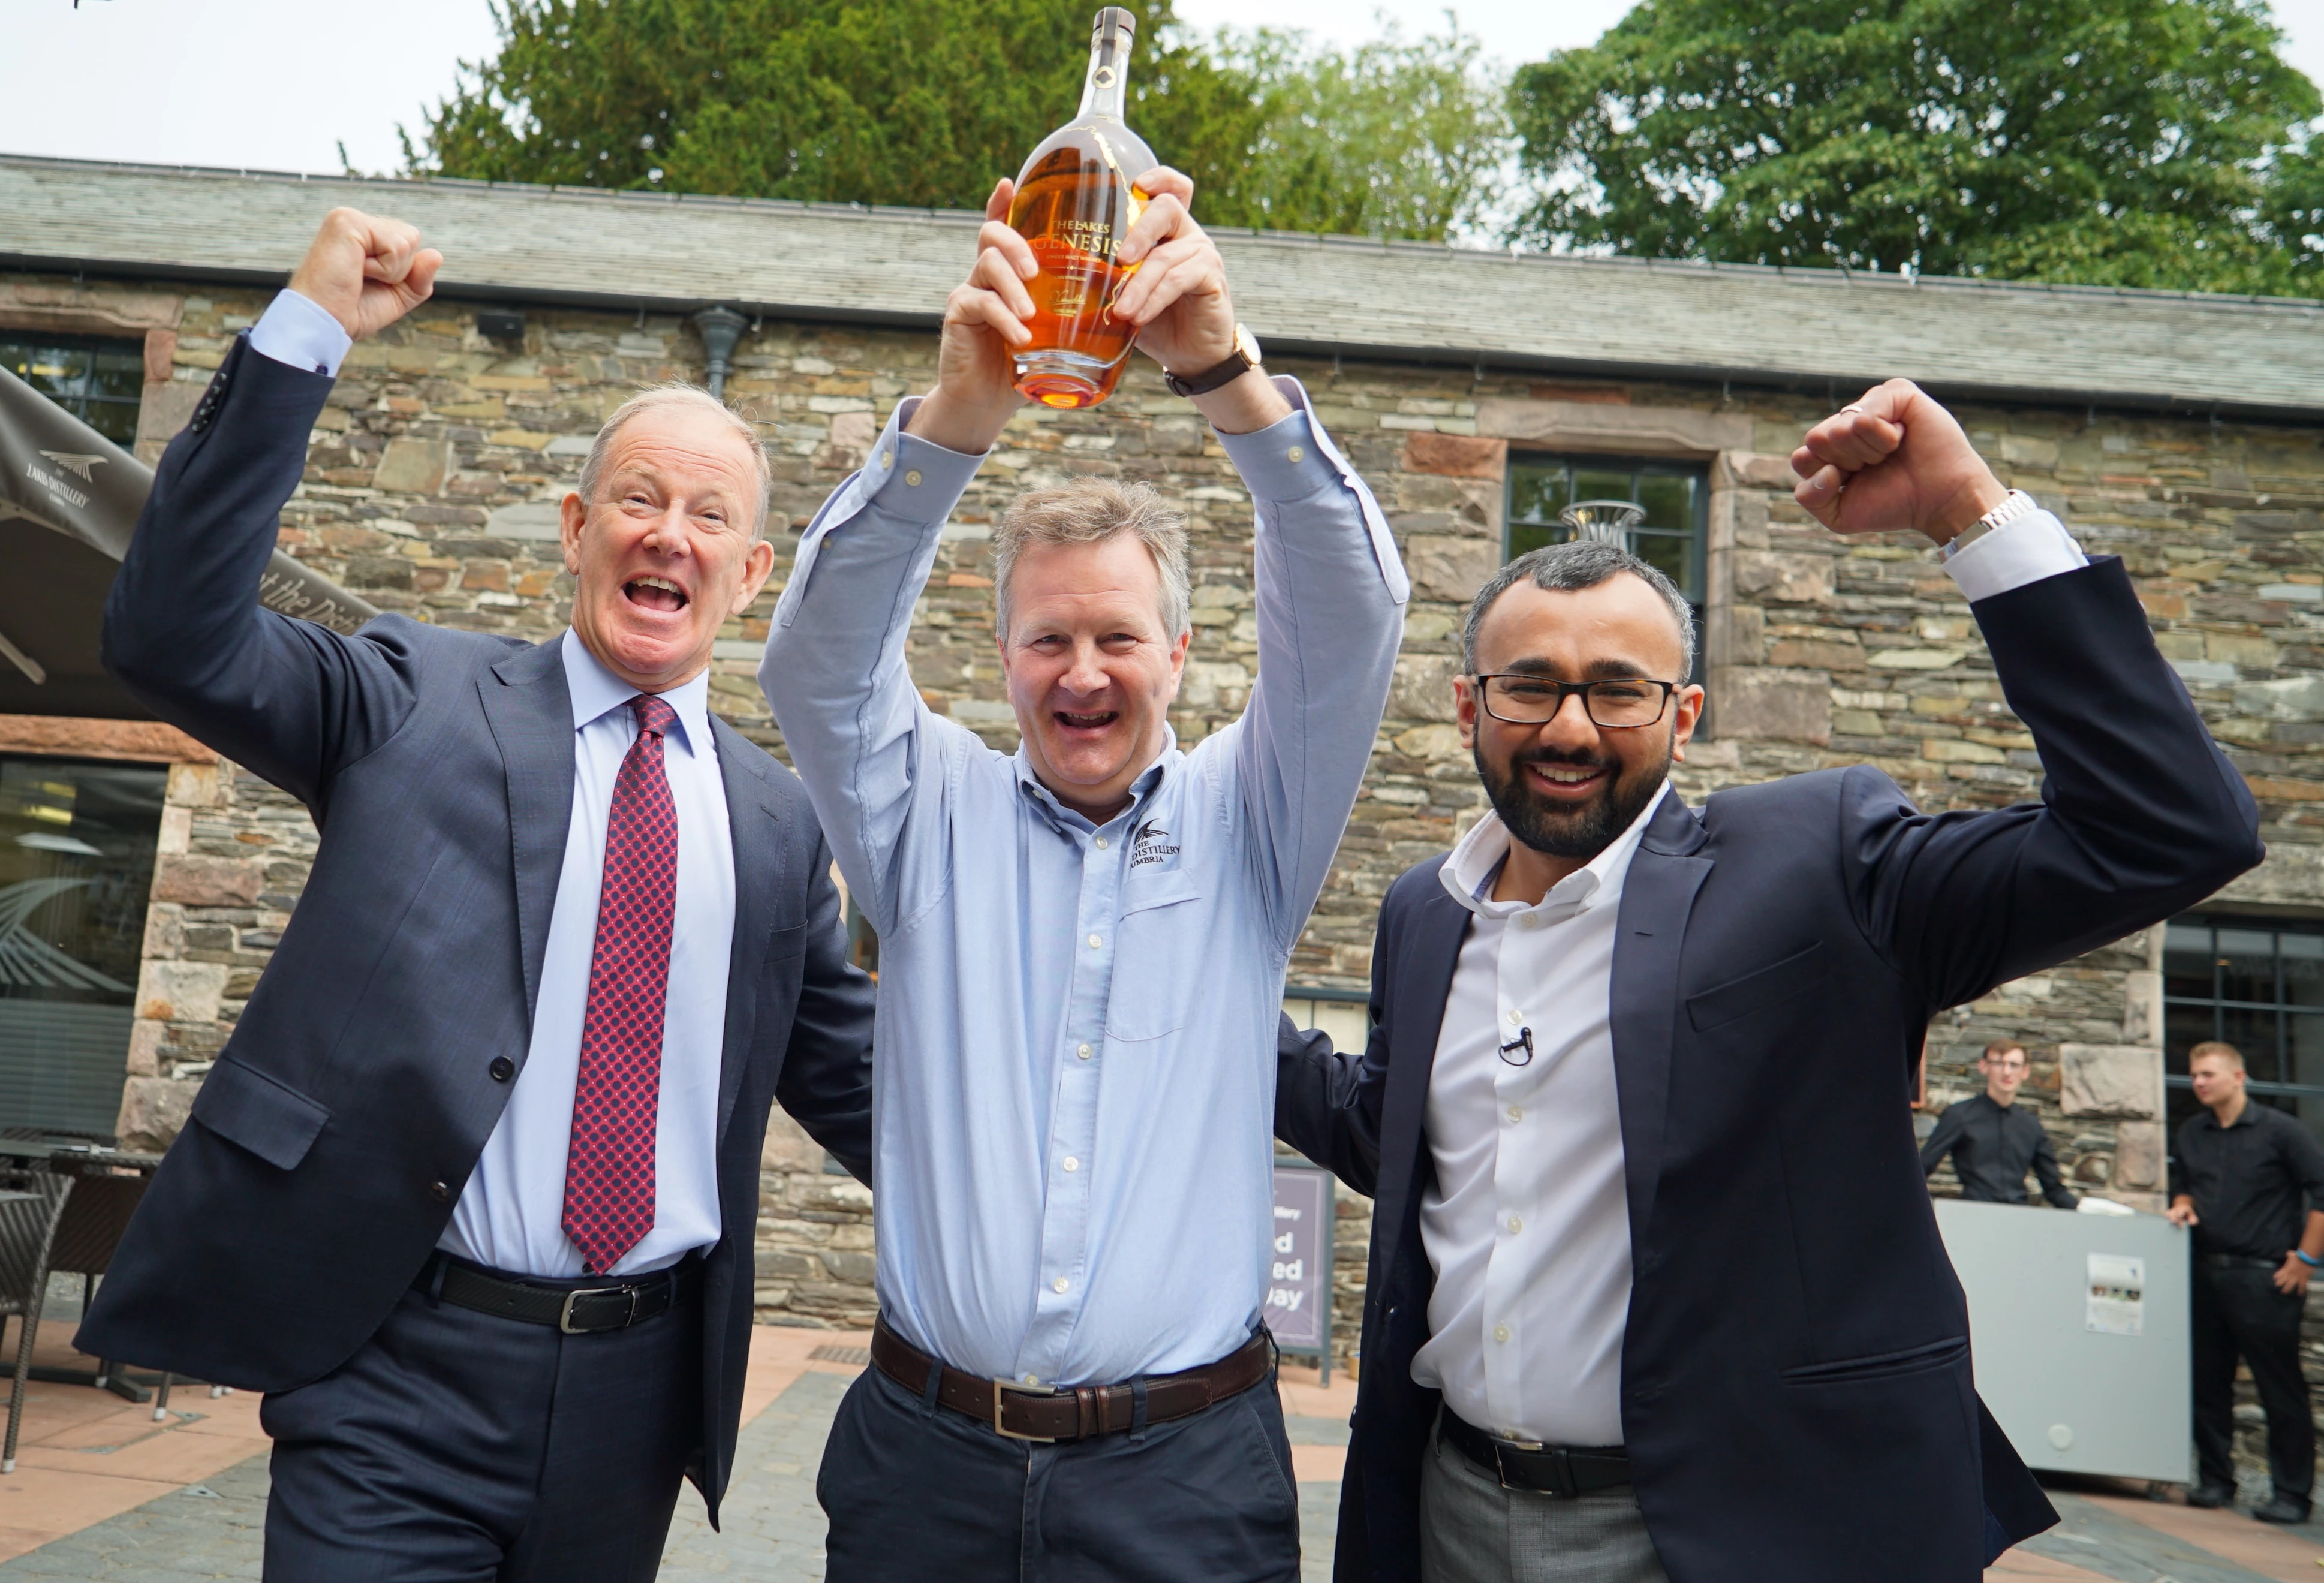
[0,285,191,464]
[1469,397,1757,737]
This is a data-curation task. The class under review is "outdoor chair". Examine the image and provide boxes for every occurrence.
[0,1172,74,1471]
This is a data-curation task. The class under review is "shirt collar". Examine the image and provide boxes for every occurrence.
[1440,780,1670,921]
[559,627,714,759]
[1013,724,1182,833]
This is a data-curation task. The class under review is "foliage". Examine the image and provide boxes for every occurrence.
[1508,0,2324,295]
[1197,23,1513,241]
[405,1,1509,243]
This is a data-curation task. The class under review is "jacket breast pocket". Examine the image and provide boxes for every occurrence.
[1104,874,1205,1043]
[1685,943,1826,1034]
[188,1057,332,1172]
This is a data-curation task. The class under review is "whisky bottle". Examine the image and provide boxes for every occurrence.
[1007,7,1157,410]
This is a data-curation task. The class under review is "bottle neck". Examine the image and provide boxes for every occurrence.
[1077,21,1133,120]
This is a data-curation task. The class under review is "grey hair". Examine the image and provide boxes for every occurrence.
[992,478,1191,642]
[1462,539,1697,678]
[577,383,772,539]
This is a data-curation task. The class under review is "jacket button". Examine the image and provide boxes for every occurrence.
[489,1057,515,1082]
[429,1180,450,1203]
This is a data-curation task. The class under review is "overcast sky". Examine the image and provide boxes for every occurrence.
[4,0,2321,180]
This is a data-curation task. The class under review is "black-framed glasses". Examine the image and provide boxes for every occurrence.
[1472,675,1678,729]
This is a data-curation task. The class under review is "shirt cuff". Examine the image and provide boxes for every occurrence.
[1212,377,1343,502]
[857,395,987,519]
[1944,501,2088,603]
[248,289,353,378]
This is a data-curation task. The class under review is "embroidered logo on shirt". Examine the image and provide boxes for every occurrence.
[1131,819,1181,868]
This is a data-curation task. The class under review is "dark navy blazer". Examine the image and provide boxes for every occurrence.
[1278,557,2263,1583]
[78,335,875,1523]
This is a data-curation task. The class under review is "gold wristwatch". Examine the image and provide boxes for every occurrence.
[1164,324,1263,398]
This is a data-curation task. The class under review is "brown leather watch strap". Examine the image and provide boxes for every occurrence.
[871,1317,1271,1442]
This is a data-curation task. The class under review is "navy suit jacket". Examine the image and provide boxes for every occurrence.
[78,335,875,1522]
[1277,558,2263,1583]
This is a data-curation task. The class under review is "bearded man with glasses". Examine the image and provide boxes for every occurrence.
[1277,380,2263,1583]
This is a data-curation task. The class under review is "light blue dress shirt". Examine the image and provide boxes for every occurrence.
[438,630,736,1278]
[762,381,1408,1386]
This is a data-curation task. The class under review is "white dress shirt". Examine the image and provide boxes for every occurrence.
[245,293,740,1280]
[1414,502,2090,1447]
[439,631,736,1277]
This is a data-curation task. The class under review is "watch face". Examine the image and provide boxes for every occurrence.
[1235,323,1262,366]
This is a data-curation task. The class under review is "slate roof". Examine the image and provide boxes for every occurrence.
[5,153,2322,421]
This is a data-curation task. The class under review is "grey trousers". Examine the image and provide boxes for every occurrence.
[1420,1420,1670,1583]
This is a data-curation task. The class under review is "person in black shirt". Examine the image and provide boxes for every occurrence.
[2169,1040,2324,1522]
[1920,1040,2079,1208]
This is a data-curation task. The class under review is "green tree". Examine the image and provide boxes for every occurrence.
[407,0,1266,215]
[1509,0,2323,294]
[1199,22,1513,242]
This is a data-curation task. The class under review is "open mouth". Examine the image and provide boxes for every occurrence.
[624,576,689,614]
[1524,759,1610,800]
[1055,709,1119,735]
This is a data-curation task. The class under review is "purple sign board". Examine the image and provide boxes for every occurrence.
[1268,1163,1333,1380]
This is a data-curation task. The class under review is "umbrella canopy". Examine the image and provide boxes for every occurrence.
[0,366,376,720]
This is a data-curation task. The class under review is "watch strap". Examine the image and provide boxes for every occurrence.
[1164,332,1259,399]
[1945,489,2039,556]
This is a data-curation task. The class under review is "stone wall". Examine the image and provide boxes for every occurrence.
[8,266,2323,1337]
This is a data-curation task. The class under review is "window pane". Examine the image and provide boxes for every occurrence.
[2218,1004,2283,1084]
[2165,922,2214,1001]
[1634,475,1695,532]
[80,401,139,447]
[1508,465,1570,526]
[1570,468,1636,506]
[2217,928,2278,1006]
[2166,1002,2217,1075]
[88,353,144,403]
[12,344,92,403]
[1631,529,1690,594]
[0,759,167,1138]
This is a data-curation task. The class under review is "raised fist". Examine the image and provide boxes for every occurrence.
[287,207,442,341]
[1791,379,2009,545]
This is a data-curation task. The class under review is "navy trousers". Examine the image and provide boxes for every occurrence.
[817,1346,1302,1582]
[258,1259,703,1583]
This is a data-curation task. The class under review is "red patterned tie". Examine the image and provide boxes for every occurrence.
[562,694,680,1275]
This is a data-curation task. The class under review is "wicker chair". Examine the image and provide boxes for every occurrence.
[0,1173,73,1471]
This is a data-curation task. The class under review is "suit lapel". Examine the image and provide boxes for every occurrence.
[1374,866,1471,1245]
[478,641,575,1029]
[1610,790,1712,1250]
[710,715,782,1143]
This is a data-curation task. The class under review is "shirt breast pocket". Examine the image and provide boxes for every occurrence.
[1104,874,1205,1043]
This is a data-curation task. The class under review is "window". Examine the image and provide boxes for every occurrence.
[0,333,145,447]
[1506,455,1709,660]
[0,756,169,1138]
[2164,914,2324,1138]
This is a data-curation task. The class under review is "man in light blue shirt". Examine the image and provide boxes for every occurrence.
[762,170,1407,1579]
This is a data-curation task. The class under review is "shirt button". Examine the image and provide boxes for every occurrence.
[489,1057,514,1082]
[1507,1214,1523,1234]
[1287,445,1305,464]
[1062,1157,1079,1172]
[1506,1009,1523,1026]
[1518,913,1541,930]
[1094,836,1109,850]
[1023,1373,1040,1386]
[1077,1043,1093,1060]
[1088,934,1103,950]
[1493,1325,1510,1343]
[904,468,923,486]
[879,452,893,470]
[1053,1277,1070,1294]
[1506,1105,1522,1122]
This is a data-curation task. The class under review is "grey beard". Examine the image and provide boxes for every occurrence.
[1476,739,1671,863]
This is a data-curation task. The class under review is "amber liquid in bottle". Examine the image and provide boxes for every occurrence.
[1007,7,1156,410]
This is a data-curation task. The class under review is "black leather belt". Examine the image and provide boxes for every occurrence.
[1438,1410,1632,1497]
[2199,1253,2284,1271]
[418,1253,701,1334]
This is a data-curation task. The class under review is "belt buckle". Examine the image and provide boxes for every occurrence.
[559,1284,639,1334]
[990,1379,1058,1443]
[1492,1437,1573,1498]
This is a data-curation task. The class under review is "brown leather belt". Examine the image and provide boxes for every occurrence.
[870,1316,1272,1443]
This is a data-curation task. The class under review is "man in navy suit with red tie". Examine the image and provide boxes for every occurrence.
[80,208,875,1582]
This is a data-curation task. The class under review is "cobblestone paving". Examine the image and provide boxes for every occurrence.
[8,1368,2307,1583]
